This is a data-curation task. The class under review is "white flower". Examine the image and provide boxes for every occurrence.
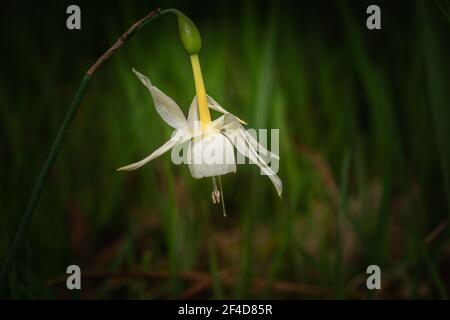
[118,68,282,201]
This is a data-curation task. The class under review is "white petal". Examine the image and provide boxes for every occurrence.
[187,96,201,133]
[208,113,240,131]
[207,95,247,125]
[132,68,189,130]
[117,130,191,171]
[224,129,283,197]
[187,132,236,179]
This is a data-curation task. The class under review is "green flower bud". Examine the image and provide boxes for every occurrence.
[173,10,202,55]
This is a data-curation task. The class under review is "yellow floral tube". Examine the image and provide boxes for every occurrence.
[190,54,211,129]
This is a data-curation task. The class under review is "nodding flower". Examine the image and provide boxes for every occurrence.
[118,10,282,216]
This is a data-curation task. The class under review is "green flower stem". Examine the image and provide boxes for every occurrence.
[0,75,91,291]
[0,7,163,292]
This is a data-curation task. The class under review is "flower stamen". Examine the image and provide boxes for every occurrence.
[212,176,220,204]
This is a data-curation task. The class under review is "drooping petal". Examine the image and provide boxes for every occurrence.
[210,114,280,160]
[207,95,247,125]
[132,68,189,130]
[187,96,201,133]
[117,130,191,171]
[224,128,283,197]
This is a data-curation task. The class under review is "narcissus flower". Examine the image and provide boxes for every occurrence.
[117,10,282,214]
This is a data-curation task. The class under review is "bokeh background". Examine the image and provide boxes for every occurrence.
[1,0,449,299]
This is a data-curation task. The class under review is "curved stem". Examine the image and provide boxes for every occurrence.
[0,7,162,294]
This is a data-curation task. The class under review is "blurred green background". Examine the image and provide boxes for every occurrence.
[1,0,449,299]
